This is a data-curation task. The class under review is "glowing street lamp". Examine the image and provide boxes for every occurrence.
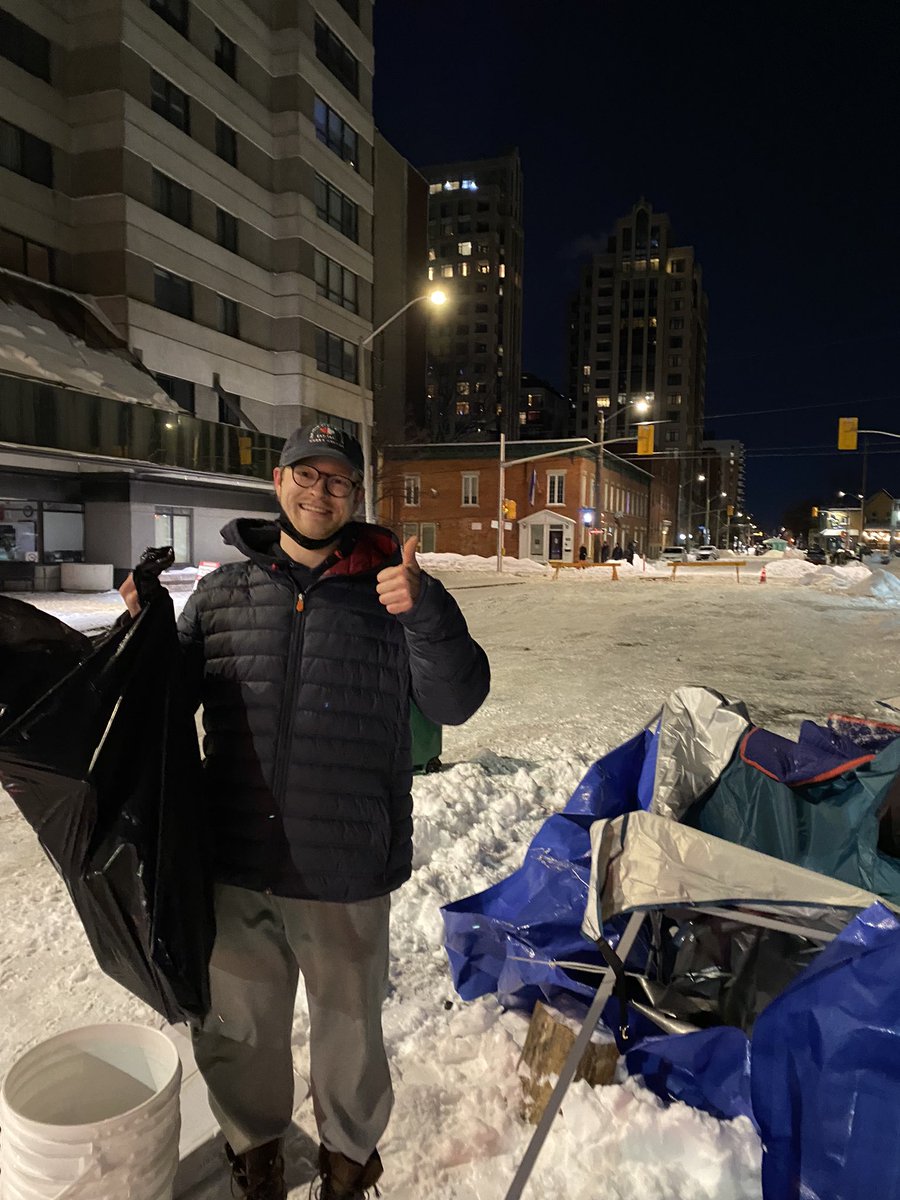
[359,289,448,520]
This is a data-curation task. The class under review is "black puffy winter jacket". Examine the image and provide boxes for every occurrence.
[176,518,489,902]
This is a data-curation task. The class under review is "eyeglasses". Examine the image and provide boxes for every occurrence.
[288,463,359,498]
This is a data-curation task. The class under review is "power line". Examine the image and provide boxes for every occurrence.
[706,393,899,420]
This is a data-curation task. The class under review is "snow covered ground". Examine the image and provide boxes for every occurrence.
[3,562,900,1198]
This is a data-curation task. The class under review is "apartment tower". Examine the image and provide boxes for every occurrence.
[420,149,523,442]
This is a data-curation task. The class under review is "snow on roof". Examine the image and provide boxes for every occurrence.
[0,271,178,412]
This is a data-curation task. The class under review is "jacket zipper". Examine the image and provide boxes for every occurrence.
[271,581,308,813]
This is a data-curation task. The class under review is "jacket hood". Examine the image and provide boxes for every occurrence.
[220,517,401,578]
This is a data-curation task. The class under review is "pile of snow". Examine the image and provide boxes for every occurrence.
[845,568,900,603]
[758,559,819,580]
[798,563,871,592]
[756,549,785,561]
[419,552,551,576]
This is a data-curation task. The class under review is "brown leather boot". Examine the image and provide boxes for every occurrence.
[314,1144,383,1199]
[226,1138,286,1200]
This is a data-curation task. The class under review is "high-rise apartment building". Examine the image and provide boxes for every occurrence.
[567,199,708,459]
[0,0,395,581]
[420,149,523,442]
[1,0,376,434]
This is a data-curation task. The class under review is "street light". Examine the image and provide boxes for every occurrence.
[358,289,447,522]
[592,395,651,560]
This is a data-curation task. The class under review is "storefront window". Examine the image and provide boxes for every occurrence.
[0,499,38,561]
[41,502,84,563]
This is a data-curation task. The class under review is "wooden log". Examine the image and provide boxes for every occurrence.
[518,1001,619,1124]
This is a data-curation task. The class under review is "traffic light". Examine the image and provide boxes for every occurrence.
[502,499,517,520]
[636,424,654,455]
[838,417,858,451]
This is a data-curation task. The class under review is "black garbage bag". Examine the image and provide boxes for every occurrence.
[0,549,213,1023]
[0,595,93,725]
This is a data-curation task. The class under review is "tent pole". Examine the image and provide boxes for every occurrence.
[503,910,645,1200]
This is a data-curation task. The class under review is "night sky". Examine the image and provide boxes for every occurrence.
[373,0,900,530]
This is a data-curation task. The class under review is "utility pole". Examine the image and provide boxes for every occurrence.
[496,433,506,568]
[593,408,605,562]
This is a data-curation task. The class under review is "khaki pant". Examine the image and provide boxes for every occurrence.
[192,884,393,1162]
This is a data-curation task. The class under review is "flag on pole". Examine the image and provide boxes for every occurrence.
[528,468,537,506]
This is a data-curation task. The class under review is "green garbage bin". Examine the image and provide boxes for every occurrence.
[410,700,442,774]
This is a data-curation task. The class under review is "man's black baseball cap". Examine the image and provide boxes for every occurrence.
[278,423,364,476]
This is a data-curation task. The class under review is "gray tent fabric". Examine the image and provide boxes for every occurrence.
[583,810,889,938]
[649,687,750,822]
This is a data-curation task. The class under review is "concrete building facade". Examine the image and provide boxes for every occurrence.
[0,0,425,583]
[1,0,377,433]
[420,150,524,443]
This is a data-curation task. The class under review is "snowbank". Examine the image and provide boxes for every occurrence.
[419,552,552,576]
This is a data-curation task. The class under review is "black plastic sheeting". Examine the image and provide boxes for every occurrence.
[0,556,213,1024]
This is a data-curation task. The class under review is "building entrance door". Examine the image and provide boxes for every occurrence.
[529,524,544,560]
[548,526,563,561]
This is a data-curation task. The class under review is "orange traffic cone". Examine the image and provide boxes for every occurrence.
[760,566,767,583]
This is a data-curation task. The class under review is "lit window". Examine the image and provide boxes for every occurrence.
[650,257,660,269]
[427,265,435,281]
[458,241,472,256]
[582,364,590,376]
[441,264,454,278]
[461,473,479,505]
[456,381,470,395]
[498,263,506,278]
[476,261,490,274]
[456,401,470,416]
[429,182,442,194]
[444,179,460,191]
[459,262,470,276]
[461,178,477,190]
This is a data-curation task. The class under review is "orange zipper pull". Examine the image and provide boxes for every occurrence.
[296,594,305,613]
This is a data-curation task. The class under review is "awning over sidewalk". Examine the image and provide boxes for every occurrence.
[0,270,178,412]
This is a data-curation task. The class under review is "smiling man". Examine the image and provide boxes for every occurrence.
[119,422,489,1200]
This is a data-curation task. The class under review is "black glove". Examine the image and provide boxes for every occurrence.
[132,546,176,608]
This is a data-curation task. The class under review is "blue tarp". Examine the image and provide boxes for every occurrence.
[442,705,900,1200]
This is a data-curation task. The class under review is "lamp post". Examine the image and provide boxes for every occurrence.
[837,490,864,550]
[593,396,651,560]
[358,288,446,523]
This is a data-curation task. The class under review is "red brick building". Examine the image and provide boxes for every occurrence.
[378,440,678,561]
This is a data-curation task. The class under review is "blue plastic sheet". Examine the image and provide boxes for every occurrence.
[753,903,900,1200]
[443,728,652,1011]
[441,700,900,1197]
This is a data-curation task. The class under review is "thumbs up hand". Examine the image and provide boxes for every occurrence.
[376,535,422,615]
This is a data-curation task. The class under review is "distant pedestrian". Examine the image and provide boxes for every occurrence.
[578,545,588,562]
[611,544,623,561]
[601,542,610,562]
[625,540,636,565]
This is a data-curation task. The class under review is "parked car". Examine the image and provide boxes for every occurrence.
[805,545,828,565]
[695,545,719,561]
[660,546,688,563]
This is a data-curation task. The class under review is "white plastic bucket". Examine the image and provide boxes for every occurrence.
[0,1024,182,1200]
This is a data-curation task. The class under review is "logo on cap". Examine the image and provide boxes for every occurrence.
[308,424,341,447]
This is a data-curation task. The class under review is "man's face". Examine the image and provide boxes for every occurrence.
[273,455,361,543]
